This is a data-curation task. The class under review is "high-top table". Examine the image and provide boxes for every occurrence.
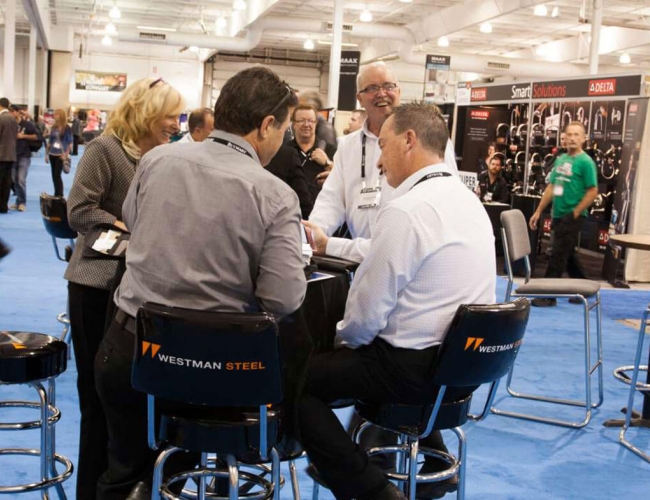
[603,234,650,428]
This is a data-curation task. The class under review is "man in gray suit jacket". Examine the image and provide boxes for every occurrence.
[0,97,18,213]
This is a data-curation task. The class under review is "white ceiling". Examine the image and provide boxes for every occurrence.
[3,0,650,71]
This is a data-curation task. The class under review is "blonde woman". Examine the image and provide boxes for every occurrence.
[64,77,184,499]
[45,108,73,196]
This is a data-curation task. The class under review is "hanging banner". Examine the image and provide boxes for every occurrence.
[532,75,642,100]
[602,97,648,284]
[456,82,471,105]
[338,51,360,111]
[75,71,127,92]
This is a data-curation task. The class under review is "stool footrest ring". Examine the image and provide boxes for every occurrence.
[0,448,73,493]
[365,444,459,484]
[163,467,275,500]
[0,401,61,430]
[613,366,650,389]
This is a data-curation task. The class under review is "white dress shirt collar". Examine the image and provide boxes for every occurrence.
[392,162,453,199]
[207,129,260,165]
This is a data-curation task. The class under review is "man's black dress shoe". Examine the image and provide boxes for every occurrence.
[126,481,152,500]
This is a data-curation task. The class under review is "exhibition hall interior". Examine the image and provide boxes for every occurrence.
[2,0,650,498]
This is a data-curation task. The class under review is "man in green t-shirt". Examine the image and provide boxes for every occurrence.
[529,121,598,306]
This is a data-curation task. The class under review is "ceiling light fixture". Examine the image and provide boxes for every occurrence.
[534,5,548,16]
[189,46,200,53]
[535,45,548,57]
[233,0,247,11]
[317,40,359,47]
[109,4,121,20]
[438,36,449,47]
[360,9,373,23]
[479,22,492,34]
[303,38,315,50]
[620,53,631,64]
[215,15,228,30]
[101,35,113,46]
[551,6,560,17]
[137,25,177,32]
[105,22,117,35]
[398,0,413,3]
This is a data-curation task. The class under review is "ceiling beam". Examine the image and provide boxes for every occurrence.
[406,0,549,45]
[504,27,650,62]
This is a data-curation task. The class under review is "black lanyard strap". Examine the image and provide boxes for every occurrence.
[410,171,452,190]
[208,137,254,159]
[361,134,367,179]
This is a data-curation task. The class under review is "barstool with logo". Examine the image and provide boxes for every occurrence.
[39,194,77,346]
[0,331,74,497]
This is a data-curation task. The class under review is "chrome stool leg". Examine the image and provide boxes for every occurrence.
[619,305,650,463]
[288,460,301,500]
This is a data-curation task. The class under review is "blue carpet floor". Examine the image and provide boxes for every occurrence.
[1,150,650,498]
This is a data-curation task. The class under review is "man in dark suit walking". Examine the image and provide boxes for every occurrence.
[0,97,18,214]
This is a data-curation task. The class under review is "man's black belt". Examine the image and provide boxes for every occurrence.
[115,308,136,335]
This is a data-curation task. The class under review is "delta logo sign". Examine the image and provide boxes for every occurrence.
[471,88,487,101]
[470,110,490,120]
[141,341,267,371]
[588,79,617,96]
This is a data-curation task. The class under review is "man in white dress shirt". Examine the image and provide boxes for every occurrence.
[306,62,457,264]
[298,103,495,500]
[178,107,214,143]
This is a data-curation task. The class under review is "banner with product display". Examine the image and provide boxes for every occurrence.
[602,97,648,284]
[424,55,453,104]
[75,71,127,92]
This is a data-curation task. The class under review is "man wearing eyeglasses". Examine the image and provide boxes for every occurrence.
[288,104,337,205]
[306,62,458,264]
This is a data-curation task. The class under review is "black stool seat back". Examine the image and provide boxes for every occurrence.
[0,331,67,383]
[434,299,530,388]
[132,302,283,407]
[39,193,77,240]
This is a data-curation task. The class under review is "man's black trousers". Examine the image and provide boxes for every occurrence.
[545,215,586,279]
[298,339,460,500]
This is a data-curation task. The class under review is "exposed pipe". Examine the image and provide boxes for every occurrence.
[118,16,415,51]
[396,45,624,79]
[589,0,604,74]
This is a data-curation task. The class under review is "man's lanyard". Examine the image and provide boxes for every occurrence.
[208,137,254,159]
[361,134,367,179]
[410,171,452,190]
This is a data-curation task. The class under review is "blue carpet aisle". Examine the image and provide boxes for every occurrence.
[1,150,650,499]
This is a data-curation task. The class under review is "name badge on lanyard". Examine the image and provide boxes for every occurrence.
[357,133,382,209]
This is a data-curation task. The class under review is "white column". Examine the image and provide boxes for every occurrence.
[327,0,344,109]
[41,48,49,110]
[28,27,37,115]
[3,0,16,99]
[589,0,604,75]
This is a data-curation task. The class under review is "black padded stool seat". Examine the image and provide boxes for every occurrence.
[356,396,473,437]
[159,406,283,458]
[0,332,67,383]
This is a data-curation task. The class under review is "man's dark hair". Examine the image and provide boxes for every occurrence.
[0,98,10,109]
[213,67,298,135]
[188,107,214,133]
[490,154,504,167]
[391,102,448,158]
[9,105,21,112]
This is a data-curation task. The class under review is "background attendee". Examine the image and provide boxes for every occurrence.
[45,109,73,197]
[71,112,82,155]
[0,97,17,214]
[478,142,496,173]
[266,144,314,217]
[345,109,366,135]
[299,102,495,500]
[64,77,184,499]
[179,107,214,143]
[10,105,39,211]
[95,66,303,499]
[289,104,337,205]
[529,121,598,307]
[477,154,510,204]
[299,90,337,148]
